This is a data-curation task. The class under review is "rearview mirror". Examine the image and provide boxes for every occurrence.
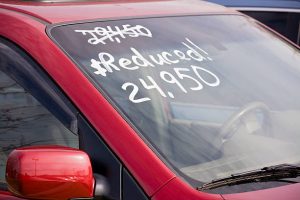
[6,146,94,200]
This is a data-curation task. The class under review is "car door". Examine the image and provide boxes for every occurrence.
[0,37,148,200]
[0,38,80,199]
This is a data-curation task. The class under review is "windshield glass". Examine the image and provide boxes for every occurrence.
[50,15,300,190]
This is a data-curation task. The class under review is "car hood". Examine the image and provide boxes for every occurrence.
[222,183,300,200]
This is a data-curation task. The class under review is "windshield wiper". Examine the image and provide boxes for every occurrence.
[198,164,300,191]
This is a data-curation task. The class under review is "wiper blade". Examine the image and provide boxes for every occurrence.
[198,164,300,191]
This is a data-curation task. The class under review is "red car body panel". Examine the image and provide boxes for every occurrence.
[6,146,94,200]
[222,183,300,200]
[0,0,234,24]
[0,191,24,200]
[152,178,223,200]
[0,0,299,199]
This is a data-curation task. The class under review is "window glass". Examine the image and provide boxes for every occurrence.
[0,70,78,183]
[50,15,300,192]
[243,11,300,45]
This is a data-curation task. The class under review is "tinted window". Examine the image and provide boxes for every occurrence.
[243,11,300,45]
[0,70,78,183]
[0,40,79,186]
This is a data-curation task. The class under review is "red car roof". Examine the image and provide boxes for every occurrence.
[0,0,237,24]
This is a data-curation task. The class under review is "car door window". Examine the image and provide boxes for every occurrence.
[0,38,148,199]
[0,39,78,188]
[0,71,78,183]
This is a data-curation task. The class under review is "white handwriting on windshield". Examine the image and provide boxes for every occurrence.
[89,38,213,77]
[75,24,152,45]
[122,66,220,103]
[88,37,219,103]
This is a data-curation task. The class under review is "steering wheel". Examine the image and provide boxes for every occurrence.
[220,102,271,142]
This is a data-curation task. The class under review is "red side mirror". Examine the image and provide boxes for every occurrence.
[5,146,94,200]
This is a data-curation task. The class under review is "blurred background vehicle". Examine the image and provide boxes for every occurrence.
[206,0,300,45]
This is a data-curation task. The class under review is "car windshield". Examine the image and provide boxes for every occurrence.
[50,15,300,190]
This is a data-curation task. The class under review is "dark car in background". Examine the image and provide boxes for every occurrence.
[206,0,300,45]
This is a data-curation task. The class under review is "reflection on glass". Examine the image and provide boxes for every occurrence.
[0,71,78,183]
[51,15,300,191]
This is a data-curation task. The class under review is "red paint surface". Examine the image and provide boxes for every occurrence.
[0,0,235,24]
[6,146,94,200]
[0,191,26,199]
[152,178,224,200]
[222,183,300,200]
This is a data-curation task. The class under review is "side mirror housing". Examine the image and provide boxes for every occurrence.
[6,146,94,200]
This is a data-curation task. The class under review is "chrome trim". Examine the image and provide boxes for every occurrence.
[297,21,300,45]
[233,7,300,13]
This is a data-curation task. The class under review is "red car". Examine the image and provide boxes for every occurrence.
[0,0,300,200]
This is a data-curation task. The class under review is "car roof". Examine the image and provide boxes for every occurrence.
[0,0,237,24]
[205,0,300,9]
